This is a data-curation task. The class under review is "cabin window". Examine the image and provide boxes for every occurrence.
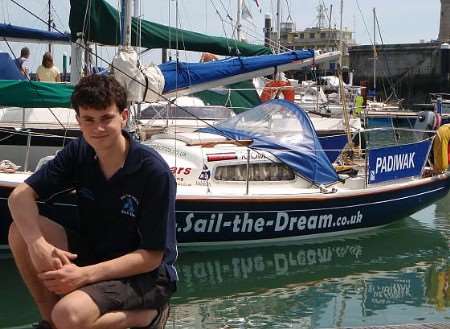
[214,163,295,181]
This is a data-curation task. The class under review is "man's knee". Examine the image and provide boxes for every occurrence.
[51,292,99,329]
[8,222,25,249]
[52,300,89,329]
[9,216,69,251]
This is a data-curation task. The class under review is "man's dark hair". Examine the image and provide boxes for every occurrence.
[20,47,30,58]
[71,75,127,115]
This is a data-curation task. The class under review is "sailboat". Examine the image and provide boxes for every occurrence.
[0,0,449,248]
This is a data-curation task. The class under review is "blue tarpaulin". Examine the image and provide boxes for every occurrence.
[160,50,315,93]
[199,99,339,185]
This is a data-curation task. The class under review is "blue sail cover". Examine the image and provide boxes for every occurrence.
[199,99,339,185]
[0,23,70,43]
[160,50,314,93]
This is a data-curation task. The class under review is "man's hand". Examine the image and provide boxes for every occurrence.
[27,237,77,273]
[38,263,89,296]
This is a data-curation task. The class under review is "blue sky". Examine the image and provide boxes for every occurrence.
[0,0,442,72]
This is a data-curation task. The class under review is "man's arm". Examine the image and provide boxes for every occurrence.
[39,249,163,295]
[88,248,163,281]
[9,183,44,244]
[8,183,76,272]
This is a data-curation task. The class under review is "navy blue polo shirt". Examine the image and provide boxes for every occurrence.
[25,131,178,281]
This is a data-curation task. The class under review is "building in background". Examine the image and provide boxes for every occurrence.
[267,5,356,80]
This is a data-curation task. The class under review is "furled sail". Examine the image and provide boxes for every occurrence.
[0,23,70,44]
[69,0,271,56]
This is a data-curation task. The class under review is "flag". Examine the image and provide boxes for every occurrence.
[241,0,253,22]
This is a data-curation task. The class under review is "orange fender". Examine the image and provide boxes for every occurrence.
[260,80,295,102]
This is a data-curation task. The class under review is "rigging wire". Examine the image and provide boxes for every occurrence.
[3,0,319,179]
[374,14,400,102]
[209,0,235,53]
[2,0,11,24]
[354,0,374,46]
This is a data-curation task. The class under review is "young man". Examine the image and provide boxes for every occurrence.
[8,75,177,329]
[15,47,31,79]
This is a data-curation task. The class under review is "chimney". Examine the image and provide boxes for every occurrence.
[439,0,450,41]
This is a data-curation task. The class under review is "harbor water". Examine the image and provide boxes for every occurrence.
[1,192,449,329]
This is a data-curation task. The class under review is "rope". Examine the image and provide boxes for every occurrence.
[0,159,20,173]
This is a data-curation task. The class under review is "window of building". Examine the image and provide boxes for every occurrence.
[299,33,304,39]
[320,32,326,39]
[309,33,315,39]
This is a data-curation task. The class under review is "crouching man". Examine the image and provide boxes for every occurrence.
[8,75,177,329]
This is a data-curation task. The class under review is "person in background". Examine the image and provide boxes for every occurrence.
[15,47,31,79]
[36,52,61,82]
[8,75,177,329]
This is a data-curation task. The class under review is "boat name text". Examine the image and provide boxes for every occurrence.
[375,152,415,174]
[177,211,363,234]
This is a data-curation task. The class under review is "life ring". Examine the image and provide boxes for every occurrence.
[260,80,295,102]
[200,52,218,62]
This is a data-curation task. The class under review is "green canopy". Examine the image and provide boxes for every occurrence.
[69,0,272,56]
[194,80,261,113]
[0,80,261,111]
[0,80,74,108]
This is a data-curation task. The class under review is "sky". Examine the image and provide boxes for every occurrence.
[0,0,442,73]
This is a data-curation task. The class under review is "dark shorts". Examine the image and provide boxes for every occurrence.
[65,228,176,315]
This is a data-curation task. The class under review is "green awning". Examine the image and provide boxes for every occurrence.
[69,0,272,56]
[0,80,74,108]
[0,80,261,111]
[194,80,261,113]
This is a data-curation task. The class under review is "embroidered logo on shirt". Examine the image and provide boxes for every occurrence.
[120,194,139,218]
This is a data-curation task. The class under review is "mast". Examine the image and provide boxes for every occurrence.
[236,0,242,41]
[372,7,377,101]
[337,0,354,154]
[134,0,142,52]
[120,0,133,47]
[276,0,281,53]
[338,0,343,68]
[47,0,52,53]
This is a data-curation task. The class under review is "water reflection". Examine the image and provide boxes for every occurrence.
[171,219,449,328]
[0,218,449,328]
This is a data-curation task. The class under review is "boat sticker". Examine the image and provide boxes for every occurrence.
[150,144,187,158]
[170,167,192,175]
[239,151,266,160]
[198,165,211,180]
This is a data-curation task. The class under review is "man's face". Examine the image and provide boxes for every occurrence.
[76,103,128,151]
